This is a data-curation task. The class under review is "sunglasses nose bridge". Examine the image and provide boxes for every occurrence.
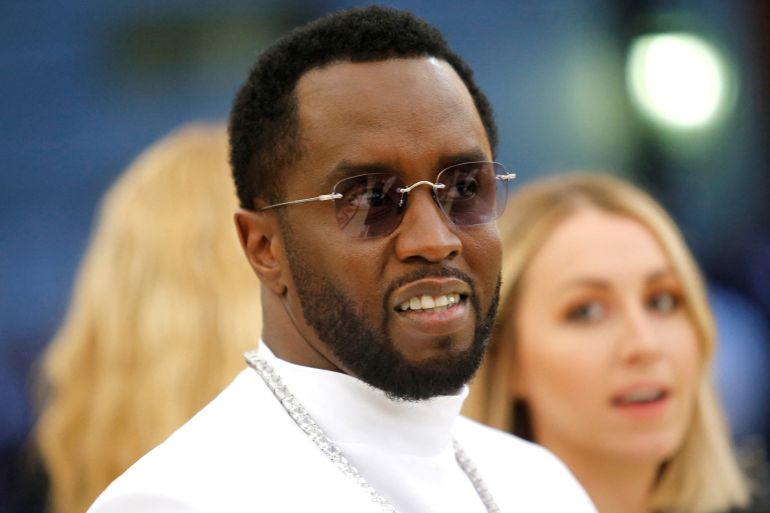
[395,180,446,211]
[395,180,445,195]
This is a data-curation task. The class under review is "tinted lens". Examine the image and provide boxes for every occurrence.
[333,173,405,238]
[435,161,509,226]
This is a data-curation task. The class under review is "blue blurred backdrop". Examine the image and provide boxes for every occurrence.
[1,1,768,511]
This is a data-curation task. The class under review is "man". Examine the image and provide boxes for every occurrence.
[88,6,596,513]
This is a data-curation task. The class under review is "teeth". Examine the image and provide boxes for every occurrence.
[619,389,663,404]
[398,293,461,312]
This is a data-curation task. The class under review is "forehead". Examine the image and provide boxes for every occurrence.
[291,57,490,185]
[528,208,672,286]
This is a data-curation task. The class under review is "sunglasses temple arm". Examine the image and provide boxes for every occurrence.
[260,193,343,211]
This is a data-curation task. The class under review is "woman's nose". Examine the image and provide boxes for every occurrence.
[619,306,663,365]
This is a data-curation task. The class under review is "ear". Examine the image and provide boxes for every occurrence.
[234,208,287,296]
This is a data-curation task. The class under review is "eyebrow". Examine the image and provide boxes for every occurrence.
[555,278,610,294]
[323,148,490,189]
[556,267,679,293]
[436,148,490,170]
[646,267,679,283]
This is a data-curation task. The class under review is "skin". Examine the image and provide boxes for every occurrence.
[509,207,700,513]
[236,57,501,396]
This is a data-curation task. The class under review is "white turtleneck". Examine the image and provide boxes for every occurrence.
[262,343,486,513]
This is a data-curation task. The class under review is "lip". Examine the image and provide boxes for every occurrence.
[390,277,473,338]
[610,383,671,419]
[390,277,471,310]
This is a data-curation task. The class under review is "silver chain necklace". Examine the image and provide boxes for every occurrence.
[245,350,500,513]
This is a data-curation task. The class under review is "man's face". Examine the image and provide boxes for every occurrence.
[277,57,502,400]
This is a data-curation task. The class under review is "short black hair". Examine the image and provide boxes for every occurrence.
[228,5,498,208]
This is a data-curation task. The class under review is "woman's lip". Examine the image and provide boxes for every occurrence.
[610,383,672,418]
[611,383,670,402]
[391,277,471,310]
[612,394,670,419]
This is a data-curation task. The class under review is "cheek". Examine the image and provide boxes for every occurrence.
[462,227,501,297]
[340,246,391,309]
[462,224,500,258]
[520,347,602,403]
[667,320,701,392]
[515,316,606,405]
[294,224,389,305]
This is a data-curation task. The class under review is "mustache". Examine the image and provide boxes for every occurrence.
[383,267,478,309]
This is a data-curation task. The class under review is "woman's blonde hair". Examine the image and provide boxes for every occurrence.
[35,123,262,513]
[465,172,749,513]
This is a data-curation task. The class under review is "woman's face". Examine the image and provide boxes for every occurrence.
[511,207,700,465]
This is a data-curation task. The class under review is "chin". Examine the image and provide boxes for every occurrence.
[398,334,474,361]
[614,429,687,464]
[372,334,486,401]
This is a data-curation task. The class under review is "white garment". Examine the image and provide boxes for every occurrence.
[88,344,596,513]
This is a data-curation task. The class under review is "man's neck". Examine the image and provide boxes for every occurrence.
[260,291,342,372]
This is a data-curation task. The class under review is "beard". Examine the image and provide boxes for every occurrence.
[279,220,500,401]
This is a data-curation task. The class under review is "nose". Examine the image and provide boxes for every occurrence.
[618,305,662,365]
[393,185,462,263]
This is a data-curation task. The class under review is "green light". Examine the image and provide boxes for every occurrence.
[627,32,732,129]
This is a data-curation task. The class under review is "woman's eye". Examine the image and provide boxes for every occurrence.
[647,291,680,313]
[566,302,604,322]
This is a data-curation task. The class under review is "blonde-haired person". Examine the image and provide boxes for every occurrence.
[35,123,262,513]
[464,172,759,513]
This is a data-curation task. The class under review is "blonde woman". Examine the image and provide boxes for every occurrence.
[35,124,261,513]
[465,172,757,513]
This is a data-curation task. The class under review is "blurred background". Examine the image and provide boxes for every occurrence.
[1,0,768,511]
